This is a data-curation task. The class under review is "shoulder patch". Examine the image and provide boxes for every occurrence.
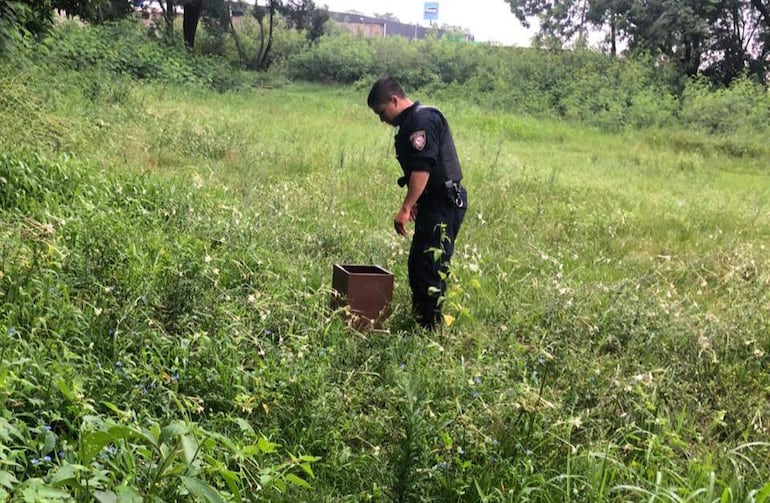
[410,130,426,151]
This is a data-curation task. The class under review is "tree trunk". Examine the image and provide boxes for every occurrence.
[183,0,203,48]
[750,0,770,80]
[610,11,617,56]
[164,0,174,38]
[258,0,275,70]
[227,0,245,66]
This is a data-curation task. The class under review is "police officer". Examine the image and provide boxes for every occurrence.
[367,76,468,330]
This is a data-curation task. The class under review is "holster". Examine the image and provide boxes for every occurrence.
[444,180,465,208]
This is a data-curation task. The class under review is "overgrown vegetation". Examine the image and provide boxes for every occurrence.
[1,18,770,502]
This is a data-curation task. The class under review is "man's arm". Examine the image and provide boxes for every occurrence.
[394,170,429,236]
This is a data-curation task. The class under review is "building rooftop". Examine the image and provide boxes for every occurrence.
[327,10,473,41]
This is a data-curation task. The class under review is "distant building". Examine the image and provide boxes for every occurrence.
[327,11,474,42]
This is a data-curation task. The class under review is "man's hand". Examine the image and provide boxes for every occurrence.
[393,205,414,236]
[393,170,428,237]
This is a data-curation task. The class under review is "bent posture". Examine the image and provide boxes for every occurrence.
[368,76,468,329]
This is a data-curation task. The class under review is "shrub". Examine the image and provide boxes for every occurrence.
[680,76,770,134]
[38,20,248,91]
[287,33,374,83]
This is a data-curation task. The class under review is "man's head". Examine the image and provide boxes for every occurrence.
[368,76,412,126]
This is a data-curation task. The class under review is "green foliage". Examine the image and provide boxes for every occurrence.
[0,149,319,501]
[38,20,249,91]
[0,1,33,56]
[680,76,770,135]
[2,20,770,503]
[503,0,770,83]
[287,33,375,83]
[196,15,307,71]
[0,69,74,152]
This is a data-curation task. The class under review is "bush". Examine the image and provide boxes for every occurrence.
[38,20,248,91]
[368,35,440,89]
[287,33,374,83]
[680,76,770,135]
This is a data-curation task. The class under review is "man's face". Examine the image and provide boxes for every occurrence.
[372,96,399,126]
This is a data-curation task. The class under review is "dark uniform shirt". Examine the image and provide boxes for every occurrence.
[394,102,463,204]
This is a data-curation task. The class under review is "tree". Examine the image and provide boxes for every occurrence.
[506,0,593,45]
[246,0,278,70]
[55,0,134,23]
[504,0,770,81]
[0,0,133,55]
[278,0,328,42]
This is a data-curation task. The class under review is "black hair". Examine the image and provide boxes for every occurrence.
[367,76,406,108]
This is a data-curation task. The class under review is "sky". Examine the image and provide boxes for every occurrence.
[318,0,536,46]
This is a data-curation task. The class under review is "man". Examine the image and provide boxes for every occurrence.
[367,76,468,330]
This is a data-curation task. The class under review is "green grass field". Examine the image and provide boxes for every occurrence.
[2,73,770,501]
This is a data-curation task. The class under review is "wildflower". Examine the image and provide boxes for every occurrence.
[433,461,448,471]
[43,425,51,431]
[31,458,40,466]
[474,376,482,386]
[400,363,406,370]
[8,327,17,335]
[568,416,583,429]
[470,390,479,399]
[43,455,52,463]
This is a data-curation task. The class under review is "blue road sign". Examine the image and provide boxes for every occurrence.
[423,1,439,21]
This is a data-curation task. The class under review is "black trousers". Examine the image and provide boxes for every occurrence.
[408,189,467,329]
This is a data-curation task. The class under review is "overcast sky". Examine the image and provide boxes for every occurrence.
[319,0,536,46]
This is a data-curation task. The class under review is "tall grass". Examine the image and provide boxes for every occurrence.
[1,27,770,501]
